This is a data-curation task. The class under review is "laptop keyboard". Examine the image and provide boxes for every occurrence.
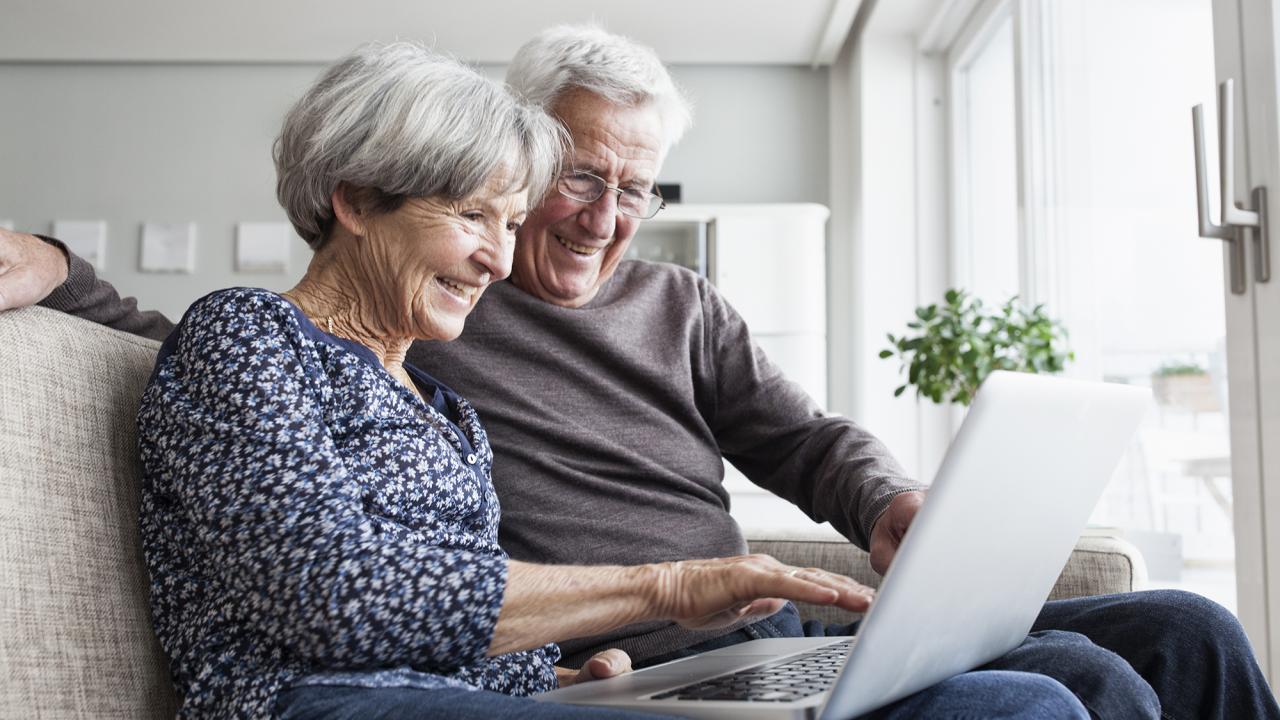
[649,639,854,703]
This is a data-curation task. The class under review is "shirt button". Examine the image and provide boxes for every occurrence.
[466,453,478,464]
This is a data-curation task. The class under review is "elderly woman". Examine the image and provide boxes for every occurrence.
[136,43,871,719]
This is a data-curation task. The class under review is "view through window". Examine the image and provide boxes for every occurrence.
[1067,0,1232,609]
[952,0,1233,609]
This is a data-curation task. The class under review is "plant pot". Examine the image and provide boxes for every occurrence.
[1151,373,1218,413]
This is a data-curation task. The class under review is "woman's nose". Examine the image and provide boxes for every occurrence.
[471,227,513,281]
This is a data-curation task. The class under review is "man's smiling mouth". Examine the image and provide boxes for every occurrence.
[556,234,605,257]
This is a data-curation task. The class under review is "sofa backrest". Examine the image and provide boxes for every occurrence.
[0,306,177,718]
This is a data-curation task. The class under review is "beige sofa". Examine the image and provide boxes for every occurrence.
[0,305,1148,718]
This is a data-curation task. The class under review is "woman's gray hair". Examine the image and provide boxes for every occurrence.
[275,42,566,248]
[506,24,693,151]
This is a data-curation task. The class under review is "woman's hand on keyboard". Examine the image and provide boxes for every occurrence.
[651,554,875,631]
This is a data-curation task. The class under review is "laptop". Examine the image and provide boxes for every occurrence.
[535,371,1151,719]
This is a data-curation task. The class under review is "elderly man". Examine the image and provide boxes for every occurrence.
[2,24,1277,719]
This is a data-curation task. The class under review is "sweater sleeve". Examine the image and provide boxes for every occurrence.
[137,289,508,671]
[699,281,928,549]
[36,236,175,341]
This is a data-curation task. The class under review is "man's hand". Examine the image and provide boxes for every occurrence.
[869,490,925,575]
[0,228,69,312]
[654,554,876,631]
[555,649,633,688]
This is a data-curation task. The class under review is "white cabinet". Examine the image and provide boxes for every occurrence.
[710,205,829,414]
[712,208,828,338]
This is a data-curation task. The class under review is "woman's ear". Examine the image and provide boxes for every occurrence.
[331,184,367,238]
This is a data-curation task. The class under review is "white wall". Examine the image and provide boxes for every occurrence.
[0,62,829,321]
[661,66,829,204]
[828,27,951,482]
[0,64,317,321]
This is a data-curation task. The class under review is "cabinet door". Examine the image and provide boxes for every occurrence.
[625,219,709,276]
[713,207,828,335]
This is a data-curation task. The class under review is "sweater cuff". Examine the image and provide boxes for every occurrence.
[858,482,930,545]
[34,236,97,312]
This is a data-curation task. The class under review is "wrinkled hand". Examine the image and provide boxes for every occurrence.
[555,649,633,688]
[0,228,68,311]
[655,554,875,631]
[869,491,925,575]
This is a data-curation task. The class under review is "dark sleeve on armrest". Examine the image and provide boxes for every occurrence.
[35,236,176,341]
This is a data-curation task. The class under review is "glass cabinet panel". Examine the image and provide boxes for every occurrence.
[625,214,713,277]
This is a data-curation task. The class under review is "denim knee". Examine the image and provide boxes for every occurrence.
[990,629,1160,719]
[1129,589,1245,641]
[1002,673,1093,720]
[886,670,1089,720]
[1034,590,1277,720]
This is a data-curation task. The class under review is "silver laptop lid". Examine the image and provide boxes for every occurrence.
[820,371,1150,719]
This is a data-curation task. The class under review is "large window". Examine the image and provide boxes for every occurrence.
[946,0,1232,608]
[952,11,1020,307]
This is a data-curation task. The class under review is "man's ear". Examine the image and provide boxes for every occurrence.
[331,184,367,238]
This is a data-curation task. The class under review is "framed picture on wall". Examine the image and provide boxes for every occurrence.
[236,222,291,273]
[52,220,108,270]
[140,222,197,274]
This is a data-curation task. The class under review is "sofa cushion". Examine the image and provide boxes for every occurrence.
[0,306,176,718]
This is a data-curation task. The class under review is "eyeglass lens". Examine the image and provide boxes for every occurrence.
[559,172,662,218]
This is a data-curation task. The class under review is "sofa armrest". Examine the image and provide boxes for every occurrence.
[1046,534,1149,601]
[744,526,1147,627]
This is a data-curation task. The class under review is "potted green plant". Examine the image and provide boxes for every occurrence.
[880,288,1074,405]
[1151,361,1217,412]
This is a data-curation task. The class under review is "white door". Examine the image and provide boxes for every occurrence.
[1210,0,1280,685]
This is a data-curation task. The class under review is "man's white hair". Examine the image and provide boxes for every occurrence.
[506,24,693,151]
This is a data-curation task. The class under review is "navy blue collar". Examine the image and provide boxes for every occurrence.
[276,294,463,423]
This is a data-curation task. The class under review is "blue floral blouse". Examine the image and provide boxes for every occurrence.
[137,288,559,719]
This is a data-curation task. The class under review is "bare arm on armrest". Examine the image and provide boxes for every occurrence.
[0,228,175,340]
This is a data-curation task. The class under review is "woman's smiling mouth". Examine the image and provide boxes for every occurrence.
[436,276,484,301]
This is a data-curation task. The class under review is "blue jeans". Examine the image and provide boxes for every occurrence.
[275,684,683,720]
[1031,590,1279,720]
[276,590,1277,719]
[274,629,1093,720]
[276,674,1086,720]
[640,589,1278,720]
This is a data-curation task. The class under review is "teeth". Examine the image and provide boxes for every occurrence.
[556,235,602,256]
[438,278,474,299]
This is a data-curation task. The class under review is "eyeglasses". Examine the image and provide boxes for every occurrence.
[557,170,666,219]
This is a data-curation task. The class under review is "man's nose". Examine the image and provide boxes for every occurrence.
[578,190,619,240]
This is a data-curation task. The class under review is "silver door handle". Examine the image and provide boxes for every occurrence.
[1192,79,1270,294]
